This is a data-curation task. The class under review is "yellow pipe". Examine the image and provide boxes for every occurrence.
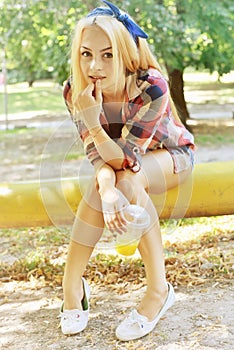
[0,161,234,228]
[153,161,234,219]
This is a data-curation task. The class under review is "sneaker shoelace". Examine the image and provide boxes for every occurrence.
[125,310,147,329]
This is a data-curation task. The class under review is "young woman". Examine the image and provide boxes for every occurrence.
[61,0,195,341]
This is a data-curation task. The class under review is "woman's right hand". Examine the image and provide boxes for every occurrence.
[74,80,103,130]
[100,187,129,234]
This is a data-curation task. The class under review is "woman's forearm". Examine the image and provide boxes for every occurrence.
[95,162,116,196]
[90,126,124,170]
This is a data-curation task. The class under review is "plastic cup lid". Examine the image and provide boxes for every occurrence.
[124,204,150,229]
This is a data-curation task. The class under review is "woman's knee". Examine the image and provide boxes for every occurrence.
[115,169,145,202]
[82,177,102,212]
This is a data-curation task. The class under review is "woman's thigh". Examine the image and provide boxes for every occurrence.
[140,149,192,194]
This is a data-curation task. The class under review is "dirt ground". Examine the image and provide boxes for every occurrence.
[0,112,234,350]
[0,280,233,350]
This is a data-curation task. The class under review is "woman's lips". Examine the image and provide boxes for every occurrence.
[89,76,105,83]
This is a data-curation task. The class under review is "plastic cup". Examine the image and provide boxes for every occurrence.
[115,204,150,256]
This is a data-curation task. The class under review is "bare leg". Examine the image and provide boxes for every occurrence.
[63,179,104,310]
[137,212,168,320]
[63,241,93,310]
[116,149,192,321]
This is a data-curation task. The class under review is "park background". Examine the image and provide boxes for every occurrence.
[0,1,234,349]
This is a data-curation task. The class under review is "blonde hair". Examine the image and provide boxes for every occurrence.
[70,15,180,121]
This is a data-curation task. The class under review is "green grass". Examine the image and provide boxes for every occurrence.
[0,126,30,134]
[184,69,234,85]
[0,80,65,115]
[1,72,233,151]
[194,133,234,145]
[184,70,234,106]
[1,71,233,117]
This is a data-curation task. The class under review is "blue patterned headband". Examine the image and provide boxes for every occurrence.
[87,0,148,43]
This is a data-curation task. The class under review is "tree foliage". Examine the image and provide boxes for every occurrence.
[126,0,234,122]
[0,0,88,85]
[0,0,233,118]
[127,0,234,73]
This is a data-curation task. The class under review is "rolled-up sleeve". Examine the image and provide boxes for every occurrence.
[117,75,169,172]
[77,120,103,166]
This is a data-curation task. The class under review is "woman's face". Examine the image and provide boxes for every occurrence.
[79,25,125,99]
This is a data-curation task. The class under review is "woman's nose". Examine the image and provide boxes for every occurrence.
[90,57,102,70]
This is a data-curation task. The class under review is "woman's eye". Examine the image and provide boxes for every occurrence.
[103,52,113,58]
[81,51,91,57]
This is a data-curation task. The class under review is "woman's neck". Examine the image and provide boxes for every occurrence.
[103,91,125,104]
[102,79,126,103]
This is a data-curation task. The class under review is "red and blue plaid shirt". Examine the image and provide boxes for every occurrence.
[63,68,195,173]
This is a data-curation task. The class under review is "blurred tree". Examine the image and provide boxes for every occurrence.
[127,0,234,125]
[43,0,88,85]
[1,0,233,121]
[0,0,87,86]
[1,0,50,86]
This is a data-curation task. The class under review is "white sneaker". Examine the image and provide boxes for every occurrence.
[60,277,90,335]
[116,282,175,341]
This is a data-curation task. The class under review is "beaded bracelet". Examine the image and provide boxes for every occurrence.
[90,127,103,138]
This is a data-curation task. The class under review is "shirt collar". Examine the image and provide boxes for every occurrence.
[125,73,143,101]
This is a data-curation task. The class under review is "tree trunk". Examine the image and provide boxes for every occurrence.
[166,67,191,129]
[28,80,34,88]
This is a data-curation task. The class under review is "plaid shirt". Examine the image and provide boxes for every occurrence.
[63,68,195,173]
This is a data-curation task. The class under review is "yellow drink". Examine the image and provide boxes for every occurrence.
[115,242,139,256]
[114,204,150,256]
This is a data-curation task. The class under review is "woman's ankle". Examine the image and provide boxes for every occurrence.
[137,284,169,321]
[63,279,84,310]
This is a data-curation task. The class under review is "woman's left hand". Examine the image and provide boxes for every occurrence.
[100,187,128,234]
[74,80,103,130]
